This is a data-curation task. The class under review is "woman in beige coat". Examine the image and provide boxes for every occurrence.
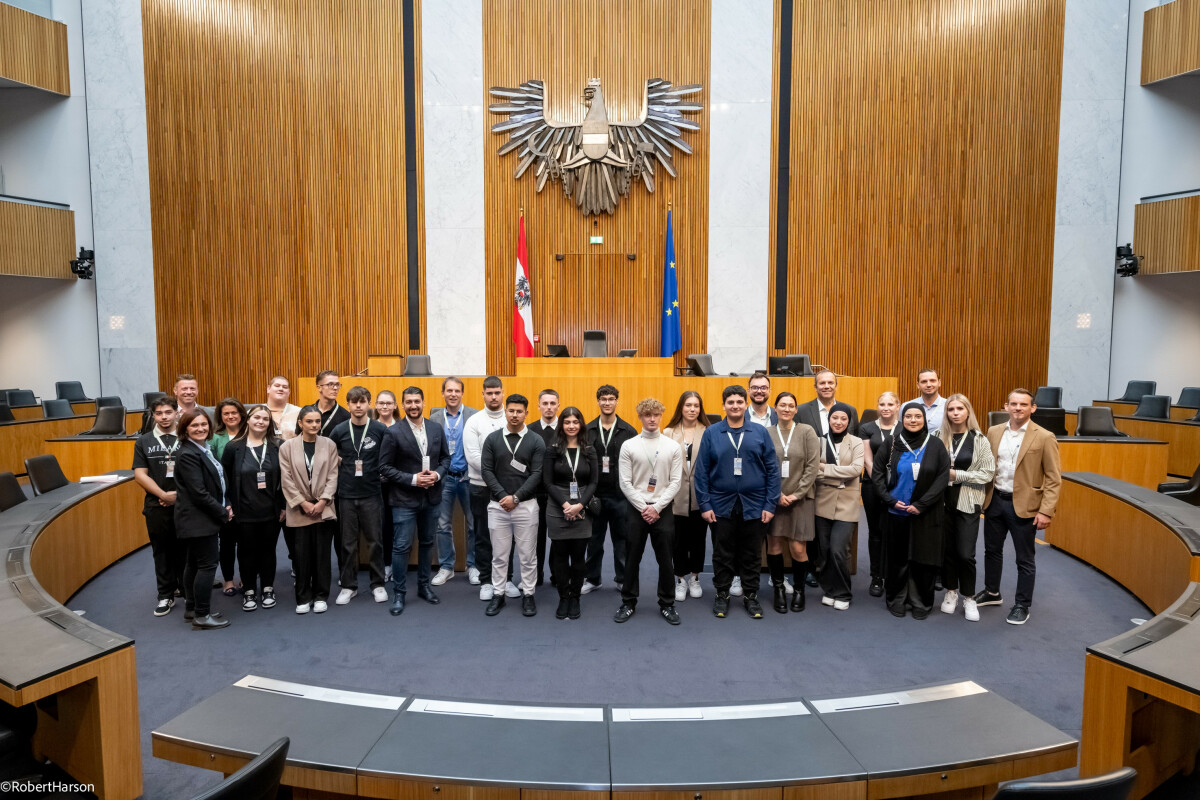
[663,391,710,602]
[765,391,821,613]
[279,406,339,614]
[814,403,864,610]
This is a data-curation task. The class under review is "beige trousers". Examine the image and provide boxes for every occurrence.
[488,499,539,595]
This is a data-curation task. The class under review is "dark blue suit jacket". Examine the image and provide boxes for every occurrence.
[379,418,450,508]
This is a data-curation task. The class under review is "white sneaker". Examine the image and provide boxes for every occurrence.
[295,603,311,614]
[313,600,328,613]
[336,588,356,605]
[580,580,601,595]
[505,581,521,598]
[730,577,743,597]
[479,583,494,601]
[384,565,393,581]
[941,590,959,615]
[688,575,702,598]
[821,595,835,607]
[784,577,795,594]
[963,598,980,622]
[833,599,850,610]
[372,587,388,603]
[432,567,454,586]
[468,567,481,585]
[674,577,687,602]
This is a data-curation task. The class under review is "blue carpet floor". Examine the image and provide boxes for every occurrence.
[69,514,1155,799]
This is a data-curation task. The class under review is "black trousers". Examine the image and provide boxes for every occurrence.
[983,495,1037,608]
[294,520,335,605]
[237,519,280,595]
[218,520,238,583]
[673,510,708,576]
[586,493,629,586]
[883,513,937,617]
[144,504,185,600]
[339,494,385,590]
[535,495,550,584]
[861,479,886,579]
[942,506,980,597]
[622,507,675,608]
[711,502,767,595]
[182,534,219,615]
[283,525,296,562]
[815,517,854,601]
[381,493,394,567]
[550,539,587,596]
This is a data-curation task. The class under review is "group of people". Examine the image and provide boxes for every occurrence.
[131,367,1061,629]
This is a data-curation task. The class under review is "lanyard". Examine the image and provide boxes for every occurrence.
[445,410,462,436]
[248,441,266,469]
[775,424,795,459]
[348,421,368,458]
[320,409,334,434]
[566,446,580,478]
[502,430,523,457]
[825,432,842,462]
[726,431,744,454]
[303,446,315,477]
[153,428,179,456]
[949,431,970,463]
[598,422,616,454]
[898,431,930,459]
[640,435,660,470]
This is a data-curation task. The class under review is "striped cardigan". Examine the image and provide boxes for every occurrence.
[945,429,996,514]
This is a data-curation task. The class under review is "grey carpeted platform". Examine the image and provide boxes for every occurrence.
[68,514,1156,799]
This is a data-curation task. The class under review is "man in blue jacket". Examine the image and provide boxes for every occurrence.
[694,385,780,619]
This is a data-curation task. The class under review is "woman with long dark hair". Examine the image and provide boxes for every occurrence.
[813,403,864,610]
[211,398,247,596]
[662,390,711,600]
[279,406,340,614]
[543,406,599,619]
[765,391,821,613]
[174,408,232,629]
[222,404,285,611]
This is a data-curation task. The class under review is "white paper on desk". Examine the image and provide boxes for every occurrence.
[80,474,121,484]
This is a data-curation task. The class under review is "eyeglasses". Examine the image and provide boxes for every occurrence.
[320,382,341,389]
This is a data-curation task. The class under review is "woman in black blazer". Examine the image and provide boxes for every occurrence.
[175,408,233,629]
[542,406,599,620]
[221,404,285,612]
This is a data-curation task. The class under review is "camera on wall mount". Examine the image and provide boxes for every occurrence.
[70,247,95,280]
[1115,243,1141,278]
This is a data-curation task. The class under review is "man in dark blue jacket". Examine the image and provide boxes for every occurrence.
[694,385,780,619]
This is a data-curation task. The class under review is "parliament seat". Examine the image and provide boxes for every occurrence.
[143,391,167,408]
[55,381,90,402]
[41,399,73,419]
[4,390,37,408]
[403,355,433,376]
[1132,395,1171,420]
[1032,407,1068,436]
[686,354,717,377]
[23,455,69,496]
[1076,406,1127,437]
[190,736,289,800]
[582,330,607,357]
[95,395,124,408]
[1176,387,1200,408]
[1034,386,1062,408]
[988,411,1008,429]
[1158,464,1200,506]
[0,472,26,512]
[989,766,1135,800]
[1114,380,1156,403]
[860,408,879,426]
[80,405,127,436]
[0,405,12,423]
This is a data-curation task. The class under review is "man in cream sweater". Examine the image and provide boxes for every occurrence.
[616,398,685,625]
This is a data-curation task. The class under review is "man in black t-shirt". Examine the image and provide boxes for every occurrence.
[584,384,638,594]
[131,396,185,616]
[329,386,390,605]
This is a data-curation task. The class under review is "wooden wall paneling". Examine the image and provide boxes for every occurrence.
[0,3,69,94]
[482,0,710,376]
[142,0,425,405]
[0,201,76,279]
[1142,0,1200,85]
[1134,196,1200,275]
[770,0,1065,413]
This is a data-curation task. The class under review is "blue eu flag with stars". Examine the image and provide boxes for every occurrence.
[660,211,682,357]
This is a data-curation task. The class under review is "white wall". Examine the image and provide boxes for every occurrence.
[1109,0,1200,402]
[0,0,101,400]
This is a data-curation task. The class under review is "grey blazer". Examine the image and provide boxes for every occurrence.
[430,405,477,428]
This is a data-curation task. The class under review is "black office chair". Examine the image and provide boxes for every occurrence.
[143,391,168,408]
[190,736,289,800]
[95,395,124,408]
[55,381,90,402]
[0,405,12,423]
[544,344,570,357]
[1031,407,1068,436]
[5,390,37,408]
[581,330,607,358]
[617,348,638,357]
[1114,380,1156,403]
[706,413,722,424]
[1033,386,1062,408]
[23,455,69,496]
[686,354,717,377]
[1177,387,1200,408]
[1132,395,1171,420]
[0,472,27,512]
[1159,464,1200,506]
[1076,406,1128,437]
[784,354,816,376]
[987,411,1008,429]
[80,405,126,436]
[403,355,432,376]
[860,408,879,426]
[989,766,1135,800]
[41,399,73,419]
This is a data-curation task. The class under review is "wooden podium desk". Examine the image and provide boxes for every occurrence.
[1062,413,1199,479]
[0,410,142,477]
[1055,437,1169,489]
[516,356,675,380]
[44,435,138,482]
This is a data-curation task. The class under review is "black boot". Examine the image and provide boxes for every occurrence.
[792,560,808,611]
[568,592,581,619]
[773,583,788,614]
[556,592,570,619]
[791,581,805,612]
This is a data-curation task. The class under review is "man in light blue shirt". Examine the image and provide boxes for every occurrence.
[906,368,945,433]
[430,377,476,585]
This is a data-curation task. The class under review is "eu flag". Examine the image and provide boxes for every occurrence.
[660,210,682,357]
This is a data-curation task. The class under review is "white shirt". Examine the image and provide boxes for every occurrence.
[463,408,506,485]
[539,417,558,430]
[993,421,1028,494]
[818,402,832,434]
[406,416,428,454]
[748,406,773,427]
[906,394,945,433]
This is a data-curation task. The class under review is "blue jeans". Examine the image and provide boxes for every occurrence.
[436,472,474,571]
[391,503,437,596]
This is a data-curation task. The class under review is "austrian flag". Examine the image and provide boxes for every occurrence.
[513,215,535,357]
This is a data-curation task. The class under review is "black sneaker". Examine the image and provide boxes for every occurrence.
[974,589,1004,607]
[485,595,506,616]
[183,608,195,622]
[154,597,174,617]
[521,593,537,617]
[556,595,570,619]
[613,604,635,623]
[713,592,730,618]
[1006,605,1030,625]
[260,588,276,608]
[868,577,884,597]
[744,593,764,619]
[660,605,680,625]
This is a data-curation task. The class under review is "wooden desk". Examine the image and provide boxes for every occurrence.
[1056,438,1169,489]
[0,410,143,477]
[44,436,138,482]
[1094,400,1197,422]
[1064,413,1200,479]
[516,356,675,380]
[10,405,43,421]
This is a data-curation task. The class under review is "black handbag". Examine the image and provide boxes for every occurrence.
[586,496,602,515]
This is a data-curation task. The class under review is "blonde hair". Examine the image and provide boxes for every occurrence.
[937,393,982,449]
[636,398,666,416]
[877,391,900,406]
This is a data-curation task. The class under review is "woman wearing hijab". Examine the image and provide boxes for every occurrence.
[813,402,864,610]
[872,403,950,619]
[765,392,821,613]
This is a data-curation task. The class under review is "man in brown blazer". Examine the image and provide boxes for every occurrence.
[977,388,1062,625]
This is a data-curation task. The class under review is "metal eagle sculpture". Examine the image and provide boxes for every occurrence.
[489,77,703,215]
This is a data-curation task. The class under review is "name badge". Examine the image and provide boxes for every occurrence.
[733,457,743,476]
[602,456,611,474]
[781,461,790,479]
[569,481,579,499]
[647,474,657,493]
[511,458,527,473]
[256,470,267,490]
[421,456,431,472]
[911,461,921,480]
[448,439,456,454]
[355,459,363,477]
[164,459,175,478]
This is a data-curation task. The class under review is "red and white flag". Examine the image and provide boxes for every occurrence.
[512,215,534,357]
